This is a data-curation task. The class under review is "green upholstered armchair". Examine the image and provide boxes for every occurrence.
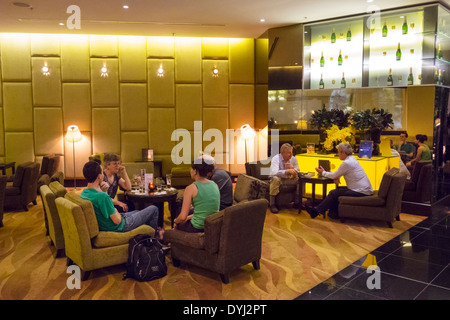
[0,176,8,227]
[5,162,40,211]
[164,198,268,284]
[40,181,68,257]
[338,168,407,228]
[55,192,155,280]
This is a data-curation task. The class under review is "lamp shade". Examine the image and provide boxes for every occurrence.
[65,125,82,143]
[240,124,256,141]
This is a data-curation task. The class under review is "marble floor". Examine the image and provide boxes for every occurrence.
[296,205,450,300]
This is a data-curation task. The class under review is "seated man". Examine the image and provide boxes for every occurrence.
[80,161,161,235]
[306,142,373,219]
[269,143,300,213]
[204,155,233,211]
[397,131,415,163]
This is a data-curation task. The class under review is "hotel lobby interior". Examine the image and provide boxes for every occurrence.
[1,0,450,304]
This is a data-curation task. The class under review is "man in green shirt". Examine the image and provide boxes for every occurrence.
[80,161,159,233]
[398,131,415,162]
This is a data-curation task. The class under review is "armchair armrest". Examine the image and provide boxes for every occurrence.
[164,229,205,249]
[204,210,224,254]
[92,225,154,248]
[339,195,385,207]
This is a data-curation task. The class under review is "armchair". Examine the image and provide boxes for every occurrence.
[4,162,40,211]
[338,168,407,228]
[38,154,64,191]
[0,176,8,227]
[164,198,269,284]
[55,192,155,280]
[402,161,432,203]
[40,181,67,257]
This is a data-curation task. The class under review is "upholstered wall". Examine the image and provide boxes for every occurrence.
[0,33,263,178]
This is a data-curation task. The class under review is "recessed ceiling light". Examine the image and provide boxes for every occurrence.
[367,0,373,2]
[260,18,265,23]
[59,22,64,26]
[123,5,129,9]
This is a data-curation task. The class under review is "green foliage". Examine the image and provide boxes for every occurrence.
[309,105,351,130]
[350,108,393,131]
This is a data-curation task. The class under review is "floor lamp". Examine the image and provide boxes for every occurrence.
[65,125,82,190]
[240,124,256,164]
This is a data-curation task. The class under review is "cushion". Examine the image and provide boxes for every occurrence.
[92,225,154,248]
[248,179,269,201]
[49,181,67,198]
[339,195,385,207]
[64,192,99,239]
[233,174,254,203]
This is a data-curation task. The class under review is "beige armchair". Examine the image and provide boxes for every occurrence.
[338,168,407,228]
[40,181,67,257]
[5,162,40,211]
[164,198,269,284]
[55,192,155,280]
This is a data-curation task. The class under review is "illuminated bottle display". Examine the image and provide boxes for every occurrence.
[338,50,343,66]
[382,22,388,37]
[396,43,402,61]
[439,69,442,85]
[402,17,408,35]
[387,68,393,86]
[341,73,346,88]
[346,27,352,42]
[331,28,336,43]
[320,51,325,67]
[434,69,439,84]
[408,67,414,85]
[437,43,443,59]
[319,74,324,89]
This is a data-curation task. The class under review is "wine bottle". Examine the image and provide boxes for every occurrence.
[396,43,402,61]
[402,17,408,35]
[347,26,352,42]
[319,74,324,89]
[382,22,388,37]
[338,49,343,66]
[331,28,336,43]
[437,43,443,59]
[387,68,393,86]
[320,51,325,67]
[341,72,346,88]
[434,69,439,84]
[439,69,442,85]
[408,67,414,85]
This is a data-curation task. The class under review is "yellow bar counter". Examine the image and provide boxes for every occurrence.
[295,153,400,198]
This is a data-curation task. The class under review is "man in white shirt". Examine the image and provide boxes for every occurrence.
[269,143,300,213]
[305,142,373,219]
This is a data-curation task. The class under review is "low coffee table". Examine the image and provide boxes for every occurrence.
[298,173,335,214]
[124,189,178,228]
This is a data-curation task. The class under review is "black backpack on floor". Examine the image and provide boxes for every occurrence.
[123,234,167,282]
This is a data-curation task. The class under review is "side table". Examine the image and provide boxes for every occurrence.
[298,173,335,214]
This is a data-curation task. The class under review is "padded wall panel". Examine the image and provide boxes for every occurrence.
[34,108,64,155]
[31,57,62,106]
[1,34,31,81]
[3,83,33,131]
[5,132,34,165]
[119,36,147,82]
[154,154,173,176]
[62,83,91,132]
[121,132,148,163]
[255,84,269,129]
[0,67,2,106]
[229,38,255,84]
[90,35,118,57]
[147,37,174,58]
[229,84,255,129]
[61,35,90,82]
[202,38,229,59]
[202,60,229,107]
[202,108,229,163]
[148,108,175,154]
[92,108,120,154]
[175,84,202,131]
[172,129,203,163]
[148,59,174,106]
[31,34,60,56]
[175,38,202,83]
[120,83,147,131]
[90,59,119,106]
[255,38,268,84]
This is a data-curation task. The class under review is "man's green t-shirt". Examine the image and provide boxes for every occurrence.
[80,188,124,232]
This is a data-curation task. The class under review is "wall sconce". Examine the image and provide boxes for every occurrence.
[212,66,219,78]
[41,63,50,76]
[157,64,164,77]
[100,64,108,77]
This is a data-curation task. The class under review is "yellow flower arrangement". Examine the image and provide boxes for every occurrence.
[323,125,356,152]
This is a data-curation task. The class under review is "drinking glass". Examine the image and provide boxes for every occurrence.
[166,174,172,188]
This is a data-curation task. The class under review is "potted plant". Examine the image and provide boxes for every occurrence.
[351,108,393,155]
